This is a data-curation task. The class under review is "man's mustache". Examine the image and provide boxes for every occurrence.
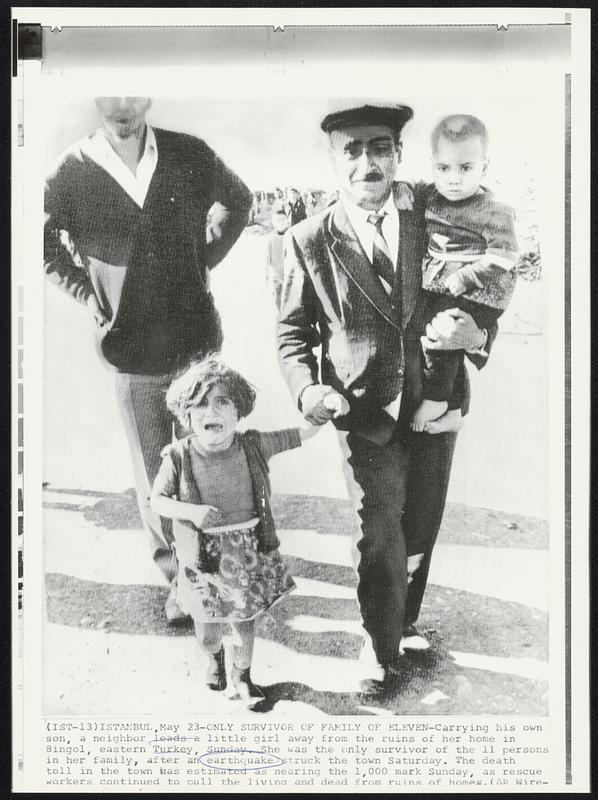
[355,172,383,182]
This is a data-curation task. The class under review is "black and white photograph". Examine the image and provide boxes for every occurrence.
[12,8,590,794]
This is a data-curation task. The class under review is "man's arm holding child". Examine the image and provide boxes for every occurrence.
[424,307,496,370]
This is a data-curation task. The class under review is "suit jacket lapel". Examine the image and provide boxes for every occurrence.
[328,202,398,329]
[396,206,421,329]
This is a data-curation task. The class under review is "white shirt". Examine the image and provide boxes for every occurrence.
[341,192,400,269]
[79,124,158,208]
[341,192,402,419]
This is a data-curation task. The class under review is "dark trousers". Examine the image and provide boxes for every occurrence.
[113,373,177,583]
[338,430,409,668]
[338,426,458,666]
[420,291,501,405]
[402,429,458,625]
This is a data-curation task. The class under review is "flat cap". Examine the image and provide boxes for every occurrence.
[321,103,414,135]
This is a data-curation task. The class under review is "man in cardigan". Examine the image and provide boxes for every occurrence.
[277,104,492,694]
[44,97,252,621]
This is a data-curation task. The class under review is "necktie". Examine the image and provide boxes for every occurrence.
[367,213,395,293]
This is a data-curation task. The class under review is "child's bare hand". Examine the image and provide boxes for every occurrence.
[395,182,414,210]
[188,504,221,529]
[445,271,467,296]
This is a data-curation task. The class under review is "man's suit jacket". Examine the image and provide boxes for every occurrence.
[277,185,491,439]
[285,198,307,226]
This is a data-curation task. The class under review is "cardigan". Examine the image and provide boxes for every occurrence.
[44,127,253,375]
[154,428,302,554]
[418,183,518,311]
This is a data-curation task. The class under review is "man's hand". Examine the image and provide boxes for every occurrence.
[301,384,349,425]
[323,392,350,419]
[86,294,109,327]
[422,309,485,351]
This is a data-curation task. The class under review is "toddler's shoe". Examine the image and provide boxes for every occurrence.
[164,583,191,624]
[205,646,227,691]
[230,665,265,709]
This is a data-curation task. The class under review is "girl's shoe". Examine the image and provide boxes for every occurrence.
[205,646,227,691]
[164,584,190,623]
[230,665,265,709]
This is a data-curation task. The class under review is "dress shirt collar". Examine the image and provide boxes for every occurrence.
[80,124,158,208]
[342,191,399,231]
[341,190,400,267]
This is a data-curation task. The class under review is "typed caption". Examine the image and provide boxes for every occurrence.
[42,717,553,792]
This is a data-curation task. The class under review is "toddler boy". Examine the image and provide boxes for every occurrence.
[411,114,519,433]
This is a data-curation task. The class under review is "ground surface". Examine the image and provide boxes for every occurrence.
[42,230,549,717]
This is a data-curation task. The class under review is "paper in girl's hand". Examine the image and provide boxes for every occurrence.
[188,504,221,529]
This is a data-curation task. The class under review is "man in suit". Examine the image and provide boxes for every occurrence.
[285,187,307,226]
[277,104,491,693]
[45,97,252,621]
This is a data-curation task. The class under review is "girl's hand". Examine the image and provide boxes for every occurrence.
[187,504,221,529]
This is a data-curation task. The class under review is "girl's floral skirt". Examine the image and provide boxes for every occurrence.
[174,518,295,622]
